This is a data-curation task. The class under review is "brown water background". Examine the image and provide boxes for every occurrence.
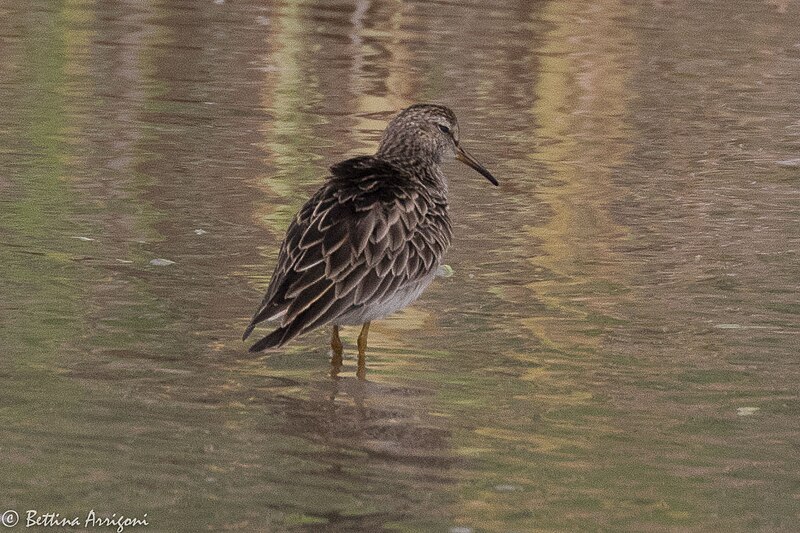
[1,0,798,531]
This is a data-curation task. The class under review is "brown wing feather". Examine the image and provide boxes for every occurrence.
[242,188,328,341]
[244,157,451,351]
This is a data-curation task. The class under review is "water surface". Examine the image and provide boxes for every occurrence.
[2,0,798,531]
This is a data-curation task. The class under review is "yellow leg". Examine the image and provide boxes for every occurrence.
[330,325,343,377]
[356,322,370,380]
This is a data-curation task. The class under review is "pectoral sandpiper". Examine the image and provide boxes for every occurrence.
[243,104,498,377]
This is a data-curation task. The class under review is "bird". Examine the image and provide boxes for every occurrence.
[243,103,498,376]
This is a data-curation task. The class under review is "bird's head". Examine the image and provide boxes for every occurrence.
[377,103,498,186]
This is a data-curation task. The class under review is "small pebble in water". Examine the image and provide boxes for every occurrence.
[436,264,454,278]
[494,484,523,492]
[775,158,800,168]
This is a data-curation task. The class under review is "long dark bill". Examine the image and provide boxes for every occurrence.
[456,145,499,186]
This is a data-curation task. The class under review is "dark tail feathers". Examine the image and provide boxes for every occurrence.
[248,326,293,353]
[242,321,257,341]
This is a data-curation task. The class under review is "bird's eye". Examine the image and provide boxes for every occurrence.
[438,124,451,134]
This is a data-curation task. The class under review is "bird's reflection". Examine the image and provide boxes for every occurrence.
[276,369,455,474]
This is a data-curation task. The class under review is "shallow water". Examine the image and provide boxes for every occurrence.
[2,0,799,531]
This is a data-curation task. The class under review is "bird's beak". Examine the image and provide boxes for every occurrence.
[456,145,499,186]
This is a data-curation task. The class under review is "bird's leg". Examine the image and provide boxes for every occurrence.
[356,322,370,355]
[356,321,370,380]
[330,325,343,376]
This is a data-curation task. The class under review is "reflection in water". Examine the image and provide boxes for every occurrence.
[1,0,799,531]
[527,0,635,352]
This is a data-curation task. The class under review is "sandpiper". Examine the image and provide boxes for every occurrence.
[243,104,498,376]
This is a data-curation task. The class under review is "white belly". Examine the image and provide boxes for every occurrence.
[334,271,436,325]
